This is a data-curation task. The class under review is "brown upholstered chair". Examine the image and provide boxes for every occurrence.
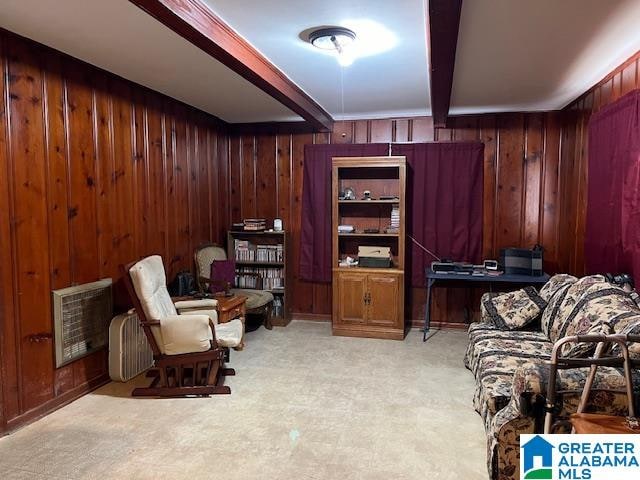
[122,255,243,396]
[194,244,274,330]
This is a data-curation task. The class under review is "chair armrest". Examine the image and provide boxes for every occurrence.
[174,299,218,310]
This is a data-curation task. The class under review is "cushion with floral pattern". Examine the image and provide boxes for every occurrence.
[482,286,547,330]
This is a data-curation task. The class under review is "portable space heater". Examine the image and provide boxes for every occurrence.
[108,310,154,382]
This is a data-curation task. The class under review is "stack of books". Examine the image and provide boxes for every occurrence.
[255,244,284,263]
[244,218,266,231]
[386,204,400,233]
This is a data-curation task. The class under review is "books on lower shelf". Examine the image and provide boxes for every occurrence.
[234,240,284,263]
[235,266,284,291]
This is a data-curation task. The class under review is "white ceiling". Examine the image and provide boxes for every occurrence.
[451,0,640,113]
[203,0,430,120]
[2,0,640,123]
[0,0,300,123]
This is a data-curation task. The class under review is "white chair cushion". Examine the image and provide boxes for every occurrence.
[179,308,219,324]
[214,319,244,348]
[174,299,218,309]
[129,255,177,320]
[160,314,213,355]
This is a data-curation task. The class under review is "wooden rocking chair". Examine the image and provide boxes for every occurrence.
[122,255,244,397]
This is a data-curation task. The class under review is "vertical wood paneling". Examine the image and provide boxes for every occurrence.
[541,112,561,272]
[256,135,277,221]
[370,119,392,143]
[495,113,525,249]
[523,114,544,246]
[66,63,99,284]
[43,52,71,290]
[479,115,497,259]
[621,61,637,95]
[276,134,292,228]
[7,40,54,410]
[229,136,242,223]
[290,133,314,313]
[0,31,227,433]
[241,135,256,219]
[0,34,19,425]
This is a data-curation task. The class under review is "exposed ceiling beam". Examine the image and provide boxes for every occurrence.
[129,0,334,132]
[427,0,463,128]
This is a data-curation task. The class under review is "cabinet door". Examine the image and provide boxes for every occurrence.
[336,273,368,325]
[367,274,400,327]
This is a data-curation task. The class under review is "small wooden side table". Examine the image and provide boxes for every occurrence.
[214,294,247,349]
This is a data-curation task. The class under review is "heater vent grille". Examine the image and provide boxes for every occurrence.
[53,278,113,367]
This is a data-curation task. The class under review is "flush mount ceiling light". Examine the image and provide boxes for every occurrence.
[308,27,357,67]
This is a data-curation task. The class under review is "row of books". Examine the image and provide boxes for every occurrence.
[235,267,284,291]
[234,240,284,263]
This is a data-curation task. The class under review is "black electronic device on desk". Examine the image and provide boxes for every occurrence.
[430,260,474,274]
[500,245,543,276]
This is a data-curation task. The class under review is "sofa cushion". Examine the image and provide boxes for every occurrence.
[538,274,578,302]
[472,347,552,422]
[542,275,606,341]
[557,283,638,356]
[466,332,552,378]
[480,292,500,323]
[482,287,547,330]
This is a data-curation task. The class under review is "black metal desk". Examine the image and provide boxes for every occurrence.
[422,269,550,341]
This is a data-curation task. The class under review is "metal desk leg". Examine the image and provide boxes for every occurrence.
[423,278,435,341]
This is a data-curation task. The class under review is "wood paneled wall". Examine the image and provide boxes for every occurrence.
[227,112,564,326]
[558,50,640,276]
[0,31,228,432]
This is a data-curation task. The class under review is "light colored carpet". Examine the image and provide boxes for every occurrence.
[0,321,486,480]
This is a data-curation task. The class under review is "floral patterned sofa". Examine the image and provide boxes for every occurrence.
[465,274,640,480]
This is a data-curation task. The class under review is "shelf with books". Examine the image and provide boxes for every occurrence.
[332,156,406,340]
[227,230,290,326]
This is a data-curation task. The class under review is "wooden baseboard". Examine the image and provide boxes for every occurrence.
[2,374,110,436]
[293,313,469,330]
[292,312,331,322]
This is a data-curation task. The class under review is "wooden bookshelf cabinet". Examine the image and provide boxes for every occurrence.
[227,230,291,326]
[331,157,406,340]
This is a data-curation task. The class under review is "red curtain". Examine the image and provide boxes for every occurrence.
[586,90,640,282]
[299,143,388,282]
[299,142,484,286]
[392,142,484,287]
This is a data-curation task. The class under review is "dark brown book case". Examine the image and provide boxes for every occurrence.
[227,230,291,326]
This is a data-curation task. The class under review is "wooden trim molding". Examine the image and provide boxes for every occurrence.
[426,0,463,128]
[129,0,334,132]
